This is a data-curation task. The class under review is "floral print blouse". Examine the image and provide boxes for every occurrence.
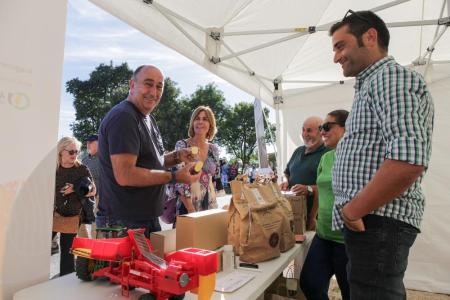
[174,139,220,211]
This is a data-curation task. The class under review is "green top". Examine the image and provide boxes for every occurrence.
[316,149,343,243]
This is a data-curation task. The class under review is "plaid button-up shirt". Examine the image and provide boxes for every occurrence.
[332,56,434,230]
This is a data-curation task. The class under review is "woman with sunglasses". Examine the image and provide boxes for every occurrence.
[300,109,350,300]
[52,136,96,276]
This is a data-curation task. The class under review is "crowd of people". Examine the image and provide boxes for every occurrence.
[51,10,434,300]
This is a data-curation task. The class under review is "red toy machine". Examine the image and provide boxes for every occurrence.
[71,229,218,300]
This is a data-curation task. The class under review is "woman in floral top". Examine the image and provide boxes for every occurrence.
[175,106,220,215]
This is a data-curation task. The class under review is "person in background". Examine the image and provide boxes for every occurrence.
[213,166,225,195]
[300,110,350,300]
[229,162,238,181]
[330,10,434,298]
[52,136,96,276]
[174,106,220,217]
[78,134,100,238]
[220,159,229,188]
[280,116,328,229]
[97,65,200,237]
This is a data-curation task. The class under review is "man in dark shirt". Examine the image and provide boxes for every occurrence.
[280,116,328,229]
[80,134,100,238]
[98,65,200,237]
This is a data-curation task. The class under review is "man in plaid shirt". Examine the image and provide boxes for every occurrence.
[329,10,434,299]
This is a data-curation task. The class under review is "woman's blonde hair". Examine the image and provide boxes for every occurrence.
[188,106,217,141]
[56,136,82,168]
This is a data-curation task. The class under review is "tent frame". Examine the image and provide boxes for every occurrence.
[140,0,449,174]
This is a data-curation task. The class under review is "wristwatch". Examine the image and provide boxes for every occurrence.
[307,185,313,196]
[170,169,177,184]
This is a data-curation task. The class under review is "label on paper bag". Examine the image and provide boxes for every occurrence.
[250,188,266,204]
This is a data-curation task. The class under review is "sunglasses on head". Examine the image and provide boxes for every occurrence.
[65,149,79,155]
[319,122,341,132]
[342,9,372,25]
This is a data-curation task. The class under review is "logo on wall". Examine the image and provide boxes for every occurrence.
[0,91,30,110]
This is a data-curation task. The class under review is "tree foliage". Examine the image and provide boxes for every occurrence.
[155,83,231,150]
[67,63,276,166]
[153,78,188,150]
[66,62,132,143]
[219,102,257,169]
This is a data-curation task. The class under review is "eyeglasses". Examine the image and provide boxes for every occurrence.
[342,9,372,25]
[64,149,79,155]
[319,122,341,132]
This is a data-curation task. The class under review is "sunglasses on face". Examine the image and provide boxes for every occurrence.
[319,122,341,132]
[64,149,79,155]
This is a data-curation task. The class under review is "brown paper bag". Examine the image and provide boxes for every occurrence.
[52,212,80,233]
[267,182,295,252]
[283,193,307,235]
[228,180,289,263]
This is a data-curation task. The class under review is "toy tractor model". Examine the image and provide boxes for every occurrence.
[71,228,218,300]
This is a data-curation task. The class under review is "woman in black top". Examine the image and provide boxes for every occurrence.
[52,137,95,276]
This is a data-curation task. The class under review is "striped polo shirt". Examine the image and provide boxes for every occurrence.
[332,56,434,230]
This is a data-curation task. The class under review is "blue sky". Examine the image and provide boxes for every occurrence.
[58,0,256,137]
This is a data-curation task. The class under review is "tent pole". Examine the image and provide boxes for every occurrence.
[224,28,311,36]
[221,40,274,93]
[424,26,448,77]
[218,31,308,62]
[284,79,345,84]
[318,0,411,30]
[145,2,209,57]
[386,19,443,28]
[219,62,274,95]
[275,102,283,183]
[149,2,205,32]
[412,0,448,68]
[254,99,269,168]
[448,0,450,17]
[273,78,283,182]
[370,0,411,13]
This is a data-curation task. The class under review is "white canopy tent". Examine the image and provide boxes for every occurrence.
[90,0,450,294]
[1,0,449,299]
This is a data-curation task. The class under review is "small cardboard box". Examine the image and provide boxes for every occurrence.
[150,229,176,258]
[284,194,306,234]
[176,208,228,250]
[293,215,306,235]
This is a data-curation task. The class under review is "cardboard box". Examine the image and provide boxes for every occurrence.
[176,208,228,251]
[292,216,306,235]
[284,194,306,234]
[150,229,176,258]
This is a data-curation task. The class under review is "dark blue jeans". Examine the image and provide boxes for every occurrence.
[300,234,350,300]
[112,217,161,238]
[343,214,419,300]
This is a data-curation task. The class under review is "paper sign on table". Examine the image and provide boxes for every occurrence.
[214,271,255,293]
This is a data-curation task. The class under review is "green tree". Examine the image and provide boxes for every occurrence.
[66,62,132,143]
[153,78,189,150]
[219,102,257,171]
[220,102,276,171]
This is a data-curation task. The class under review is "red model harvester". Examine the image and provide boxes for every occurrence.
[71,228,218,300]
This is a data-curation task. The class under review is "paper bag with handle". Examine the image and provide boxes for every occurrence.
[266,181,296,252]
[228,178,294,263]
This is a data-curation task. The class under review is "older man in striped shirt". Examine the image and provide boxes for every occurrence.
[329,10,434,299]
